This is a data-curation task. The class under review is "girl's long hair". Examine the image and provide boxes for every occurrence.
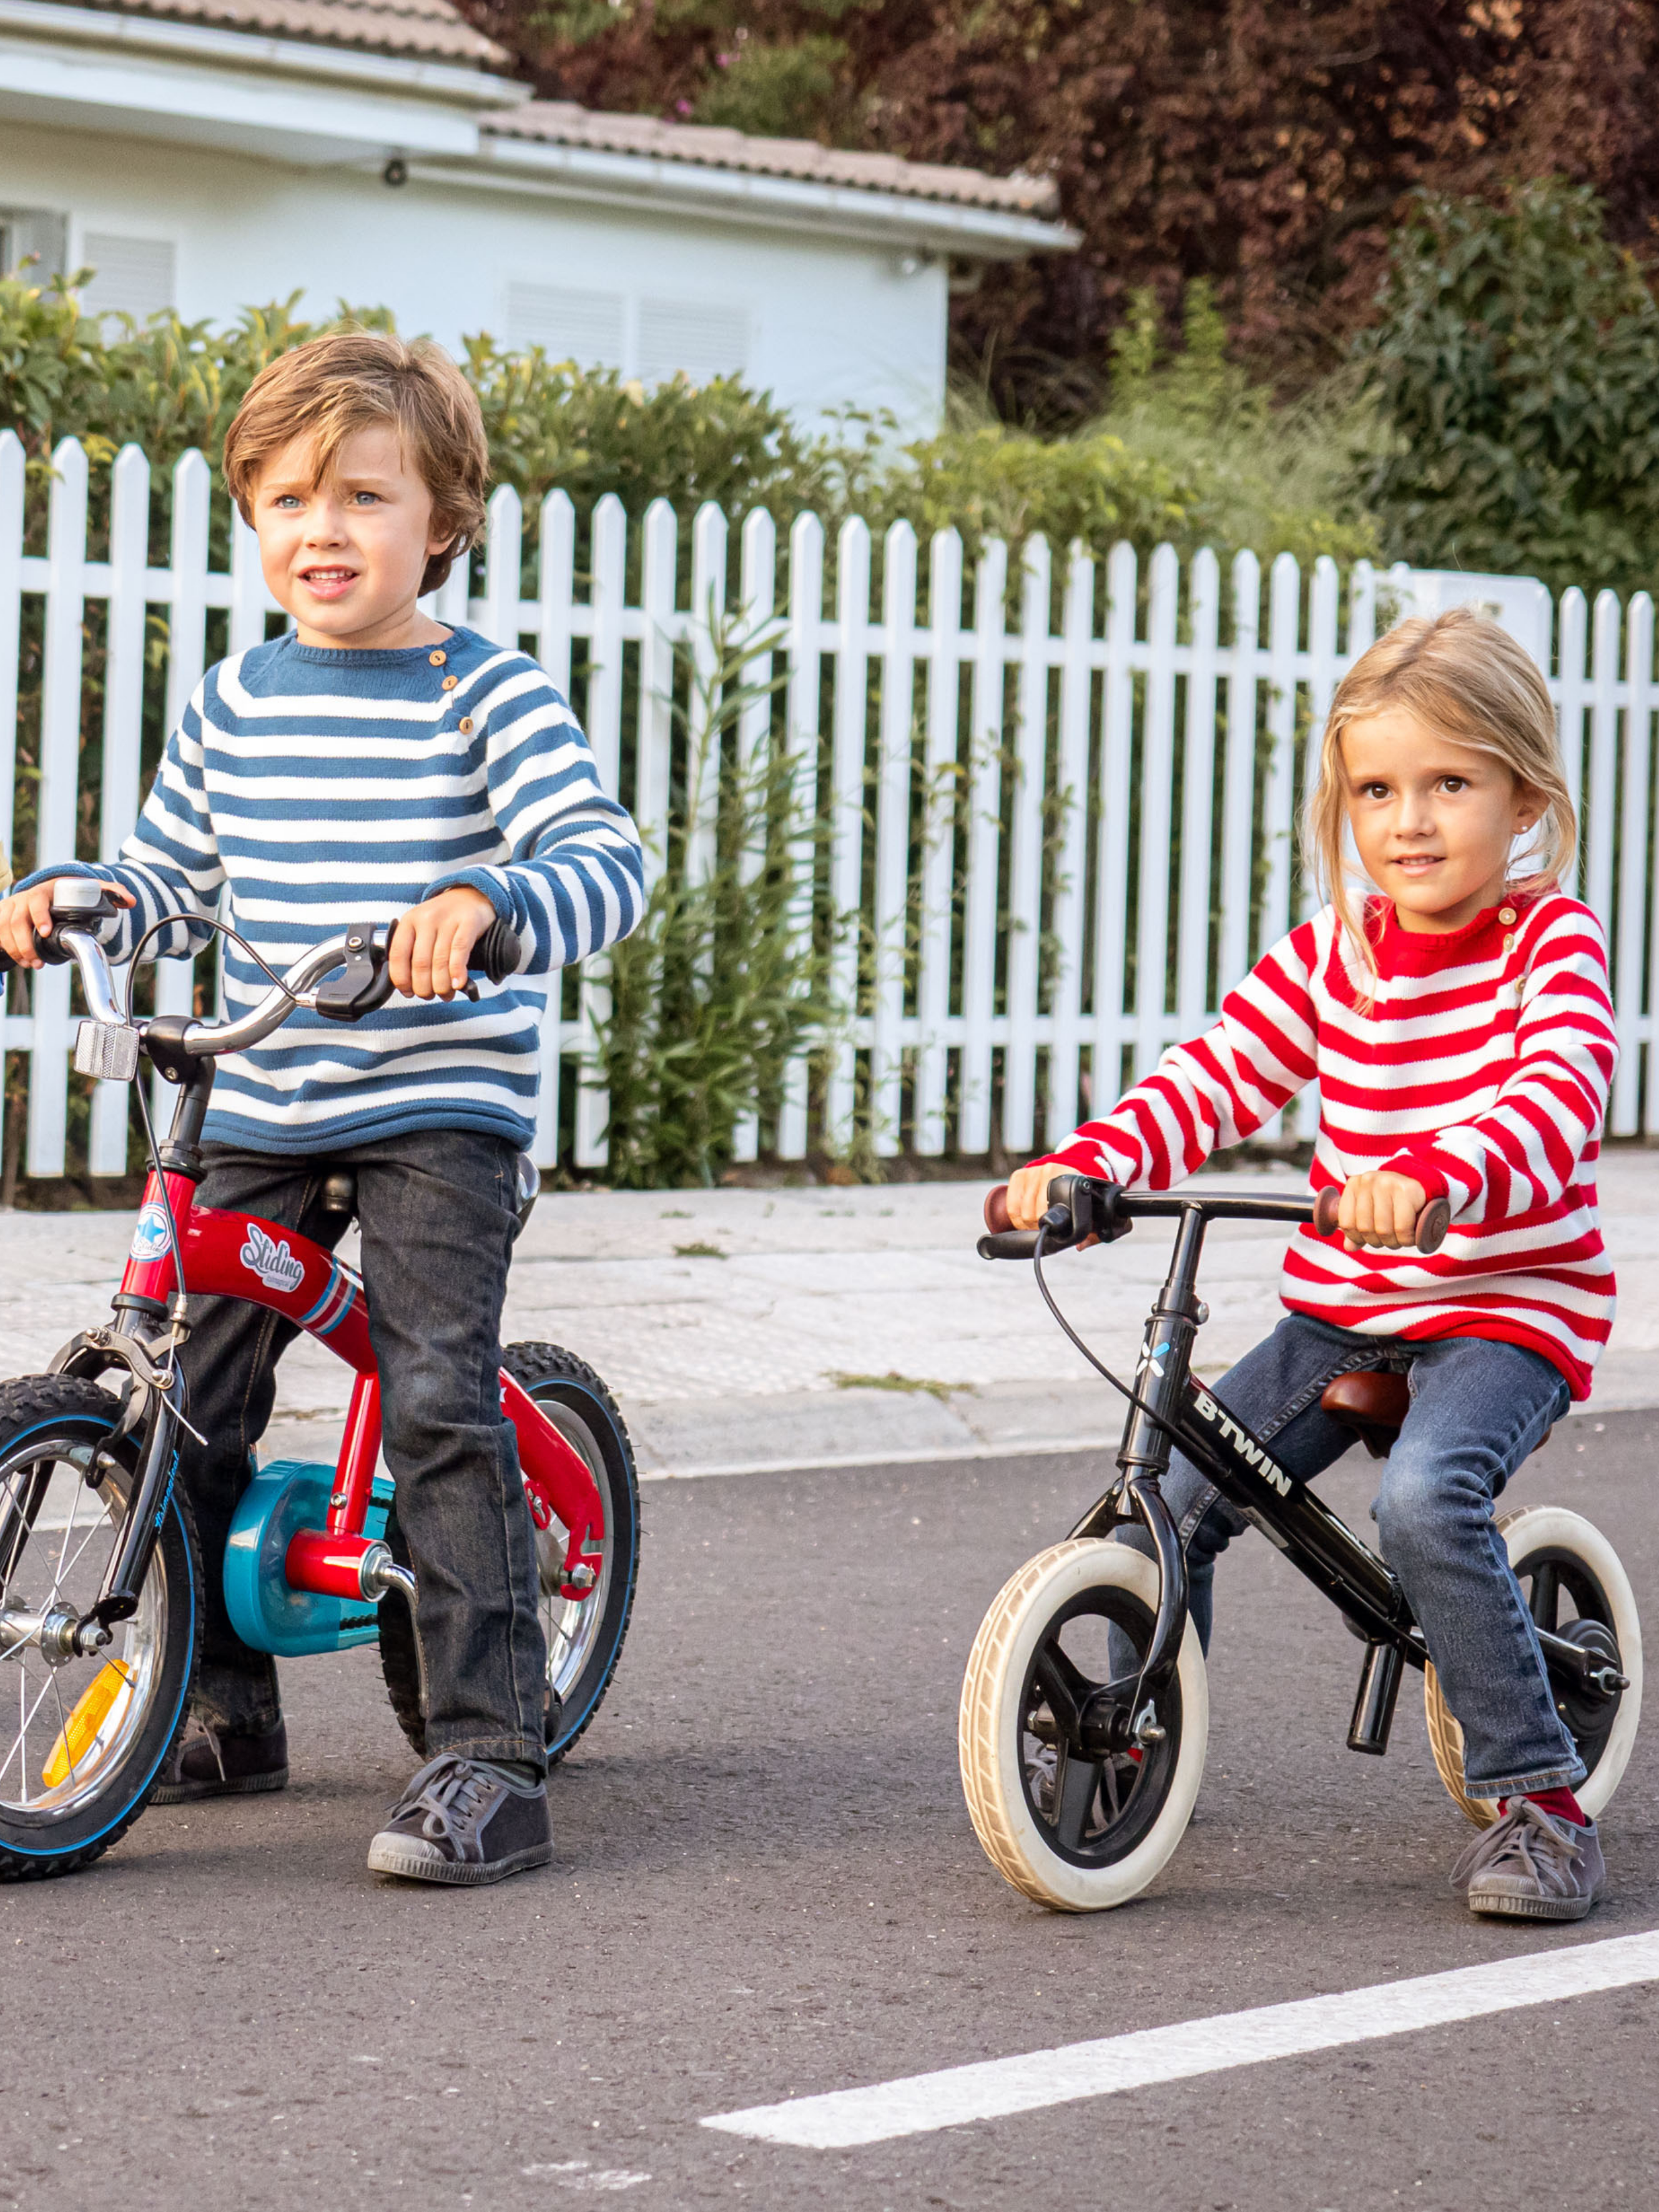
[1304,605,1576,985]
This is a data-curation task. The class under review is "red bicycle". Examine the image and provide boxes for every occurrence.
[0,881,639,1880]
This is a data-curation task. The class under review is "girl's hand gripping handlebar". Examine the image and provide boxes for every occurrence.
[1312,1181,1451,1255]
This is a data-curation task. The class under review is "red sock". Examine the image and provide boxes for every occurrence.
[1499,1786,1588,1826]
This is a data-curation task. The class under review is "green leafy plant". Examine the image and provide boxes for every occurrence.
[1356,180,1659,596]
[595,615,840,1187]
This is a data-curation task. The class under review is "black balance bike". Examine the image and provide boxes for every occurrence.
[958,1174,1642,1912]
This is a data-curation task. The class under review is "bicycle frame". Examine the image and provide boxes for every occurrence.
[55,1061,606,1654]
[1056,1191,1607,1759]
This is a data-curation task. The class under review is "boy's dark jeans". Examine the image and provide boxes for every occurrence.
[177,1129,548,1774]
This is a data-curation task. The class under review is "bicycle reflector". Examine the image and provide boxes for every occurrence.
[41,1658,134,1789]
[74,1019,141,1083]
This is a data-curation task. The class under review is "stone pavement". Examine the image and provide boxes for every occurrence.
[1,1153,1656,1478]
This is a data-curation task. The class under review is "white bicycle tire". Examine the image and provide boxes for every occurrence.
[1424,1504,1642,1829]
[959,1538,1208,1912]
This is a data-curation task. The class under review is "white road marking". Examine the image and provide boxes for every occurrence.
[702,1929,1659,2149]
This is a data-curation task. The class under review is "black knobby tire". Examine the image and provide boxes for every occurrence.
[0,1374,199,1882]
[379,1343,640,1766]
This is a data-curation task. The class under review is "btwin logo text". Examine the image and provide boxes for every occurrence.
[1192,1388,1292,1495]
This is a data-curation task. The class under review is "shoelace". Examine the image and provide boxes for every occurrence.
[1450,1799,1584,1896]
[387,1755,493,1845]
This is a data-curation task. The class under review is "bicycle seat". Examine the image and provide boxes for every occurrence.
[318,1156,539,1231]
[1321,1370,1410,1459]
[1322,1367,1553,1463]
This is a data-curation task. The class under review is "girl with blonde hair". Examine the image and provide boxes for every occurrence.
[1007,606,1617,1920]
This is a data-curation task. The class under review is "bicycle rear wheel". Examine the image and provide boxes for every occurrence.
[380,1342,639,1767]
[0,1375,198,1880]
[1425,1504,1642,1829]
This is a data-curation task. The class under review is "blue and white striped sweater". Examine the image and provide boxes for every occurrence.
[26,626,643,1154]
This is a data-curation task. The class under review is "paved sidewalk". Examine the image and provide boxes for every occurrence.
[2,1153,1655,1477]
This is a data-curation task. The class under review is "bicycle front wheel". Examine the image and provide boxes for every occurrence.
[960,1539,1208,1912]
[0,1375,199,1880]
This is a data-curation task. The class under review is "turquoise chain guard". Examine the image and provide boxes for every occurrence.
[223,1460,394,1659]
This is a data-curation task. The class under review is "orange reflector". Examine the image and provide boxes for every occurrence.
[41,1659,132,1788]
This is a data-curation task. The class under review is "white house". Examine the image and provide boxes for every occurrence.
[0,0,1077,431]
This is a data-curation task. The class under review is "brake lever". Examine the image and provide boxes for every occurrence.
[314,925,396,1021]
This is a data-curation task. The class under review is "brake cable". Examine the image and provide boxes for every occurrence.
[1029,1219,1194,1460]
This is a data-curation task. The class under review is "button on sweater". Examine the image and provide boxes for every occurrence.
[22,626,644,1155]
[1040,892,1617,1398]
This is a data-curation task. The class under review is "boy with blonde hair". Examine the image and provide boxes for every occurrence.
[0,330,644,1884]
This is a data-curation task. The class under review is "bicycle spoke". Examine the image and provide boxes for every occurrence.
[2,1660,56,1801]
[1053,1746,1103,1852]
[55,1501,114,1593]
[1530,1563,1560,1634]
[48,1669,80,1789]
[1100,1752,1123,1824]
[47,1464,84,1603]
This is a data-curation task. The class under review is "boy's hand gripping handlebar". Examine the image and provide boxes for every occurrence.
[978,1174,1451,1258]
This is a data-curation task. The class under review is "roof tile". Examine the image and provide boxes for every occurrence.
[84,0,506,66]
[482,101,1060,215]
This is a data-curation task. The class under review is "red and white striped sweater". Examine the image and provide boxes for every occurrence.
[1043,892,1617,1398]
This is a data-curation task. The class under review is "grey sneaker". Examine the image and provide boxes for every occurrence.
[152,1719,288,1804]
[367,1754,553,1887]
[1450,1800,1606,1922]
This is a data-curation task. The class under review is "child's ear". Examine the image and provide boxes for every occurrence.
[1513,780,1545,833]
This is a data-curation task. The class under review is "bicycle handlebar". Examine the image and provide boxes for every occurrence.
[2,888,523,1069]
[979,1174,1451,1260]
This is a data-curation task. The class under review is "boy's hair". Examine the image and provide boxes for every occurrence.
[1304,605,1575,980]
[222,330,488,595]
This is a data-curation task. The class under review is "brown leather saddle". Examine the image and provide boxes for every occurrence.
[1322,1369,1550,1461]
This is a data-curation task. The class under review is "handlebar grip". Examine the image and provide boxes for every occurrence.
[984,1184,1013,1234]
[977,1229,1040,1261]
[1313,1182,1452,1255]
[470,918,522,985]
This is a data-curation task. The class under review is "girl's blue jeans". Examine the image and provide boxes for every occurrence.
[1118,1313,1582,1799]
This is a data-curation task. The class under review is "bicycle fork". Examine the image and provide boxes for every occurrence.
[1071,1206,1211,1751]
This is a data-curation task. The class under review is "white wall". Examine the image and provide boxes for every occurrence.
[2,118,949,434]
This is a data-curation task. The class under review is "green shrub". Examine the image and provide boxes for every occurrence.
[1357,180,1659,597]
[597,620,835,1187]
[1,267,1372,575]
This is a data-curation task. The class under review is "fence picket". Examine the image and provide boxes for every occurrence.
[958,538,1007,1156]
[870,520,917,1154]
[686,503,729,890]
[1219,550,1261,988]
[777,510,824,1161]
[1557,589,1589,902]
[1613,593,1653,1136]
[825,516,870,1150]
[730,508,777,1165]
[1091,541,1138,1112]
[913,529,963,1158]
[1135,544,1180,1079]
[9,435,1657,1193]
[1585,591,1622,938]
[0,433,20,1175]
[1176,548,1220,1036]
[635,498,677,879]
[27,440,91,1177]
[1000,538,1051,1151]
[1047,544,1095,1138]
[90,444,154,1175]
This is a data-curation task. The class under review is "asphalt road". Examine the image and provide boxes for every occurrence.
[3,1415,1657,2212]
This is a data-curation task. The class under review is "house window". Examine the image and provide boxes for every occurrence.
[637,298,749,388]
[80,233,177,323]
[504,282,626,369]
[0,207,67,280]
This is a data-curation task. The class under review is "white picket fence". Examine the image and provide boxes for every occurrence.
[4,427,1659,1181]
